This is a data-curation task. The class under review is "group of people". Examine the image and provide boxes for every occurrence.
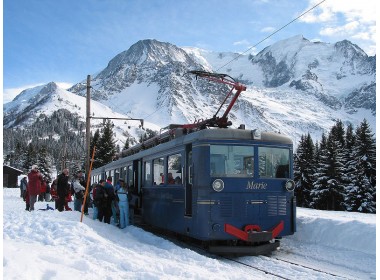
[21,165,132,229]
[53,169,91,214]
[92,177,131,229]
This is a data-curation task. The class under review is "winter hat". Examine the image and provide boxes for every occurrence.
[32,165,38,170]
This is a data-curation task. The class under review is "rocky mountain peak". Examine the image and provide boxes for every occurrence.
[99,39,193,77]
[12,82,58,103]
[333,40,375,76]
[69,38,204,102]
[40,82,59,94]
[334,40,367,58]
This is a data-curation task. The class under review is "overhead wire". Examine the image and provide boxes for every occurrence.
[216,0,327,72]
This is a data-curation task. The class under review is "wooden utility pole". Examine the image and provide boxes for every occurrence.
[81,146,96,222]
[86,75,91,176]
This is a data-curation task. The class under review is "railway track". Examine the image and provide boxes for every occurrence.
[134,219,351,279]
[218,255,291,280]
[273,256,353,279]
[221,255,350,280]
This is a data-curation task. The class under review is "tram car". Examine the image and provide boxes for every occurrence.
[90,71,296,255]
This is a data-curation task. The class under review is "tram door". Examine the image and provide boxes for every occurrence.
[133,160,143,210]
[185,144,193,216]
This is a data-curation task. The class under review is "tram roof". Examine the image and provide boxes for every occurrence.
[188,128,292,144]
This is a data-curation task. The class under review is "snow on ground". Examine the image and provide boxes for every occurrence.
[2,188,376,280]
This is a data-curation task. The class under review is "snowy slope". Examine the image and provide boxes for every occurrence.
[3,82,161,144]
[3,188,376,280]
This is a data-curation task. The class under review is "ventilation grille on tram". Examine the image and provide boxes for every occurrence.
[268,196,287,216]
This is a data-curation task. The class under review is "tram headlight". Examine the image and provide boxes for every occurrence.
[285,180,295,192]
[212,179,224,192]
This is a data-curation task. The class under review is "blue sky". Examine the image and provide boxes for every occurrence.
[3,0,376,102]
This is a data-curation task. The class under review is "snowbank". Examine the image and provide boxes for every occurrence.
[293,208,376,255]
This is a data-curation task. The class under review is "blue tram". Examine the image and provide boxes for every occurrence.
[90,71,296,255]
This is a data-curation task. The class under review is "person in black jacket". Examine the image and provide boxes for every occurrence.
[56,169,69,212]
[95,179,115,224]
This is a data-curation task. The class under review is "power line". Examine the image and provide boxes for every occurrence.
[143,106,166,120]
[216,0,327,72]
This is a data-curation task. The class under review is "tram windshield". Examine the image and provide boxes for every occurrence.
[258,147,290,178]
[210,145,254,177]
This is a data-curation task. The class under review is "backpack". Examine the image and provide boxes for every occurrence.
[21,179,27,190]
[93,185,104,207]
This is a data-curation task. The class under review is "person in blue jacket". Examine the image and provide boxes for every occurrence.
[105,177,119,226]
[117,179,130,229]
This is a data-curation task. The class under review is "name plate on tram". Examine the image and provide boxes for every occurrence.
[246,181,267,190]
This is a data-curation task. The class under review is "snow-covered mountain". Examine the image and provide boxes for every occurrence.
[68,36,376,143]
[3,82,160,144]
[4,36,376,146]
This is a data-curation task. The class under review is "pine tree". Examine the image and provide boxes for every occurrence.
[310,133,330,209]
[342,123,358,210]
[324,132,345,210]
[355,119,376,186]
[345,123,356,152]
[90,129,101,169]
[324,120,346,210]
[330,119,345,147]
[294,133,315,207]
[344,119,376,213]
[37,146,53,182]
[311,121,347,210]
[97,120,117,167]
[23,144,37,172]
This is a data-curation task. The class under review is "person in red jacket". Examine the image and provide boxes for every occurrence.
[27,165,43,211]
[39,178,47,202]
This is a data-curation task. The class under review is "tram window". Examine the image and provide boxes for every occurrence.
[115,169,120,181]
[258,147,290,178]
[153,157,165,185]
[210,145,254,177]
[144,162,152,186]
[120,167,127,181]
[168,154,182,184]
[127,165,133,188]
